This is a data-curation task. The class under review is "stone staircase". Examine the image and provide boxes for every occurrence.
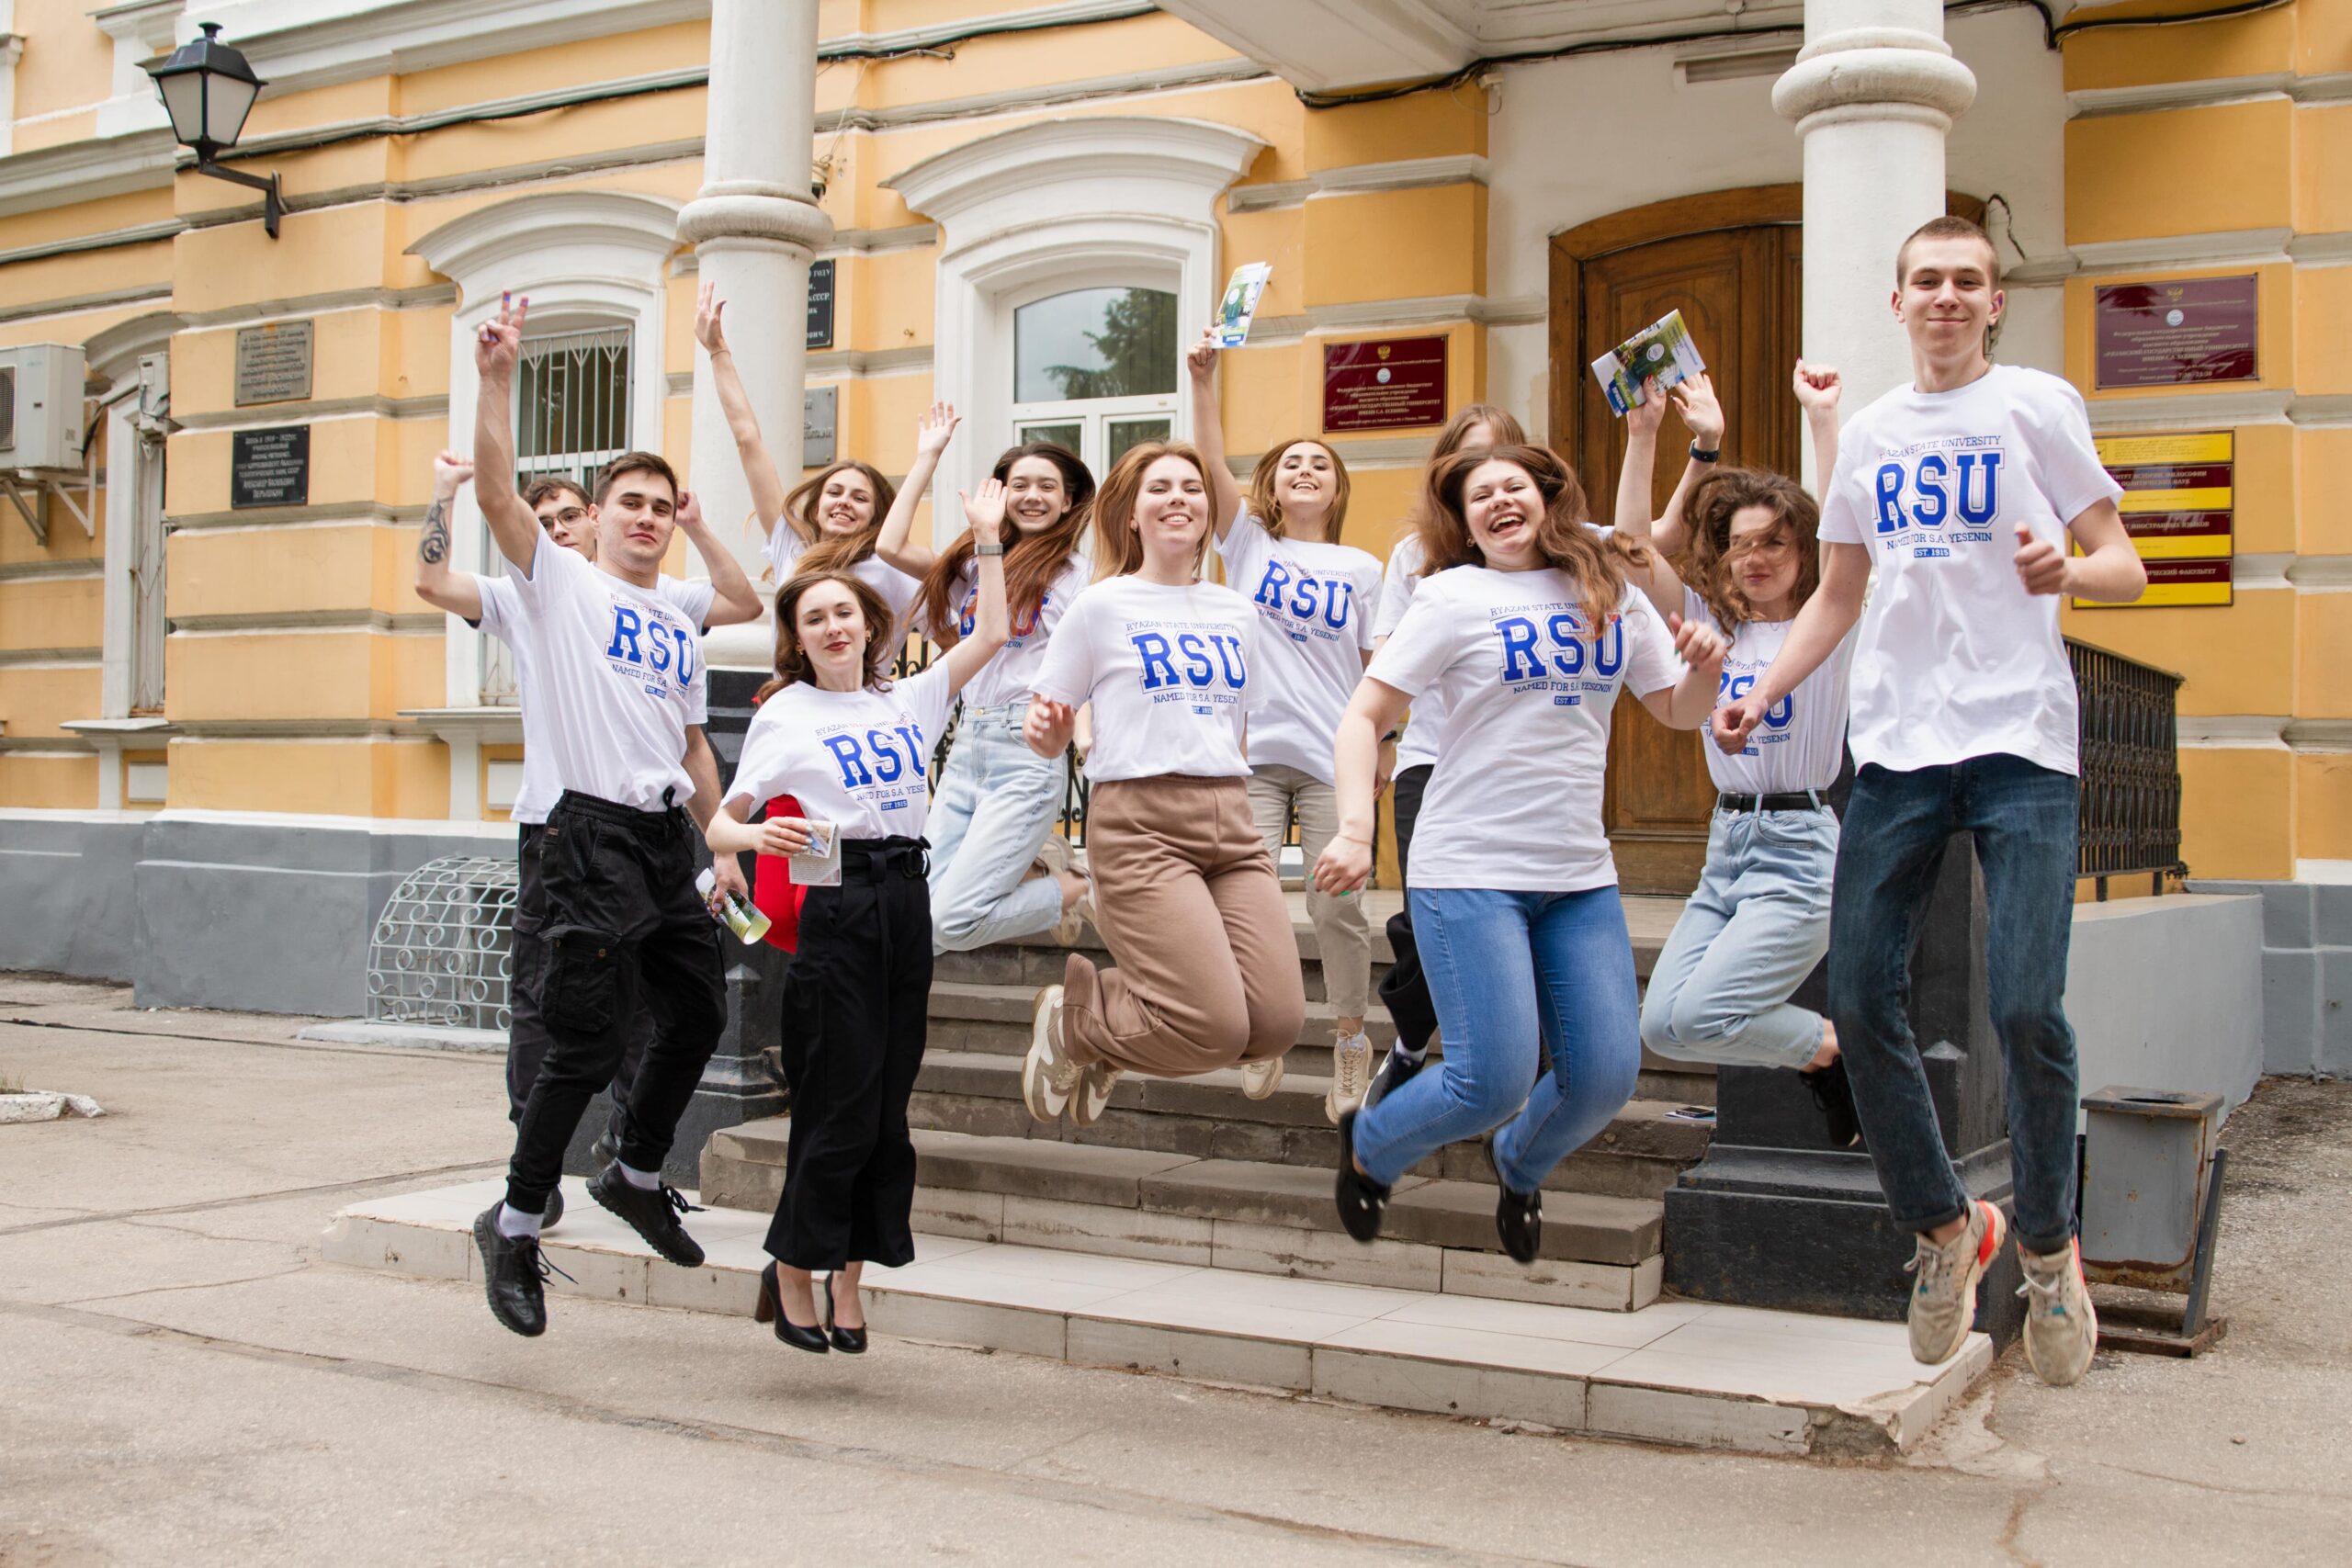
[701,895,1714,1313]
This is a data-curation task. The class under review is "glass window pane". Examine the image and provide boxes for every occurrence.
[1014,287,1176,403]
[1106,416,1171,468]
[1016,421,1083,453]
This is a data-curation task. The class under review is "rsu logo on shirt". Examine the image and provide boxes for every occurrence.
[1131,627,1248,716]
[958,585,1048,641]
[1495,609,1623,705]
[820,720,932,796]
[604,603,699,697]
[1717,667,1793,754]
[1250,560,1356,641]
[1871,440,2004,553]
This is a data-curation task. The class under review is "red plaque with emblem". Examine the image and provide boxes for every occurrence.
[1323,337,1448,432]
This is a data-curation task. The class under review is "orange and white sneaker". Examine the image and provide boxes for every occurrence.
[1905,1199,2006,1365]
[2017,1238,2099,1386]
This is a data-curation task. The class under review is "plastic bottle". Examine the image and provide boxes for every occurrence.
[695,866,771,945]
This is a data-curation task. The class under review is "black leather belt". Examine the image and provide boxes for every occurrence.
[840,836,931,881]
[1717,791,1826,813]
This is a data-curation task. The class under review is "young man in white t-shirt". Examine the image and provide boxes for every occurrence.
[1717,218,2145,1386]
[460,292,759,1338]
[414,459,760,1232]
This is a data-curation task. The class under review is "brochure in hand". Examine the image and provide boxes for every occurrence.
[1590,309,1706,416]
[1214,262,1273,348]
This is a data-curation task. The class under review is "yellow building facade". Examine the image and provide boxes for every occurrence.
[0,0,2341,1065]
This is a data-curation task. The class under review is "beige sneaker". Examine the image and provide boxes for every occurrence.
[1021,986,1080,1122]
[1324,1033,1372,1124]
[2017,1239,2099,1387]
[1051,874,1094,947]
[1071,1061,1122,1127]
[1905,1199,2006,1365]
[1240,1055,1284,1100]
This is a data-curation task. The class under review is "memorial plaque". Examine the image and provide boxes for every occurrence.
[2094,275,2256,389]
[803,386,837,468]
[2075,431,2233,609]
[234,319,313,406]
[231,424,311,509]
[807,259,835,351]
[1323,336,1447,432]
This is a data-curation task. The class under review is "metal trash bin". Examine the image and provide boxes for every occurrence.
[2078,1085,2228,1354]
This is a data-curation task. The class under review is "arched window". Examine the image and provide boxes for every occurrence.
[1009,285,1178,472]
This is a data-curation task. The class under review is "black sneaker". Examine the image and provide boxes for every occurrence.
[1800,1055,1862,1148]
[1364,1045,1426,1110]
[588,1164,707,1268]
[1333,1109,1391,1243]
[590,1132,621,1169]
[1486,1140,1542,1265]
[473,1205,555,1337]
[539,1185,565,1232]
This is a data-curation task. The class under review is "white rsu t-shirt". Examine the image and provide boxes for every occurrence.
[1818,363,2123,777]
[764,524,924,630]
[503,534,708,811]
[1029,577,1261,784]
[1687,589,1853,797]
[1216,513,1381,785]
[928,553,1091,713]
[475,570,715,824]
[1369,569,1681,891]
[727,663,956,841]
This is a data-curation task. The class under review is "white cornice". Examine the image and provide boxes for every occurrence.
[820,0,1150,58]
[0,127,176,219]
[408,188,682,288]
[1227,153,1487,213]
[2070,230,2293,274]
[2175,716,2286,750]
[205,0,708,97]
[2068,70,2352,118]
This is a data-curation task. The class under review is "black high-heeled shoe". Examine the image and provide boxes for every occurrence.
[753,1261,829,1353]
[823,1272,867,1355]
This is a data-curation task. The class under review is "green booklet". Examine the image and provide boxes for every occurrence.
[1214,262,1272,348]
[1590,309,1706,416]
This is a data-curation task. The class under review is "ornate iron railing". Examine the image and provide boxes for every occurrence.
[2068,637,2186,899]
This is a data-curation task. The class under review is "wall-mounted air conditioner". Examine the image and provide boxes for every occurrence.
[0,344,89,471]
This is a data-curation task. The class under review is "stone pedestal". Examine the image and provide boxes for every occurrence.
[561,668,788,1183]
[1664,837,2027,1344]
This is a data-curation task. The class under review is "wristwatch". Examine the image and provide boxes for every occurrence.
[976,540,1004,557]
[1690,443,1722,464]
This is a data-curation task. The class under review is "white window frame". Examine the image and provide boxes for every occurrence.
[85,310,178,720]
[1007,277,1183,477]
[886,116,1266,534]
[408,189,679,712]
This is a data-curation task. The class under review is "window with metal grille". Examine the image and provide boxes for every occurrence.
[479,325,633,702]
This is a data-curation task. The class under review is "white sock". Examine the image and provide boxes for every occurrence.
[1396,1043,1430,1064]
[616,1159,662,1190]
[496,1201,543,1240]
[1336,1031,1371,1053]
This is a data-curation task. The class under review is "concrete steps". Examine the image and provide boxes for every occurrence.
[326,1177,1992,1459]
[703,1122,1668,1312]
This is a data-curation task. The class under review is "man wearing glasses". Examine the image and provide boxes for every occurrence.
[414,451,762,1230]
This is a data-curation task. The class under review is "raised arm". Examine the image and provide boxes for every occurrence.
[1794,360,1842,487]
[1650,371,1724,558]
[873,402,960,578]
[472,293,542,572]
[1714,539,1868,752]
[939,478,1011,694]
[1187,327,1244,542]
[695,284,791,536]
[413,450,483,620]
[1309,677,1413,897]
[673,488,761,626]
[1610,383,1689,620]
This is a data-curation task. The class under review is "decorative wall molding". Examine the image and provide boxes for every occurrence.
[1226,153,1489,213]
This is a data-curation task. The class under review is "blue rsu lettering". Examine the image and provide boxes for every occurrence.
[822,733,871,788]
[1176,632,1215,688]
[1877,449,2004,534]
[1133,632,1177,690]
[605,606,646,662]
[1500,614,1612,682]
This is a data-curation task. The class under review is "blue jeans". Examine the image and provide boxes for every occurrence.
[1353,886,1641,1191]
[1829,756,2081,1256]
[926,704,1066,953]
[1642,806,1837,1070]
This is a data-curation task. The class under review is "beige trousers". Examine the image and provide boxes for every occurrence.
[1244,762,1372,1022]
[1061,774,1306,1077]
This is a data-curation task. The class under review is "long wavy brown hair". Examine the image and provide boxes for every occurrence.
[1395,403,1527,557]
[782,460,899,579]
[916,442,1093,649]
[1091,441,1214,581]
[1419,443,1650,629]
[753,570,899,702]
[1246,438,1351,541]
[1681,467,1822,628]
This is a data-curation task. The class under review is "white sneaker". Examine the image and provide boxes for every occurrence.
[1021,986,1080,1122]
[1051,874,1094,947]
[1905,1199,2006,1365]
[1325,1033,1373,1124]
[1071,1062,1122,1127]
[1240,1055,1284,1100]
[2017,1239,2099,1387]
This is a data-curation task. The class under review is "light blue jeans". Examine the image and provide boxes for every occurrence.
[1641,806,1838,1070]
[1353,886,1641,1191]
[927,702,1067,953]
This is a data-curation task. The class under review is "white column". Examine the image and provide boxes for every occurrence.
[1774,0,1976,486]
[679,0,834,670]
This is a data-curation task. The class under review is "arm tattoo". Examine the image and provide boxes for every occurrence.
[420,499,449,565]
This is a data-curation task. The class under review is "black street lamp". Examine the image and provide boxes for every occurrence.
[146,22,282,239]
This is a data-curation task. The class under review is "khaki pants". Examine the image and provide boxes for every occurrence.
[1245,762,1372,1023]
[1062,774,1306,1077]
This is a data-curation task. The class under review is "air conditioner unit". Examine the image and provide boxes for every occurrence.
[0,344,89,471]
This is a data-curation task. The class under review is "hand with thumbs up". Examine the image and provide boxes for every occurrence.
[2012,520,2069,596]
